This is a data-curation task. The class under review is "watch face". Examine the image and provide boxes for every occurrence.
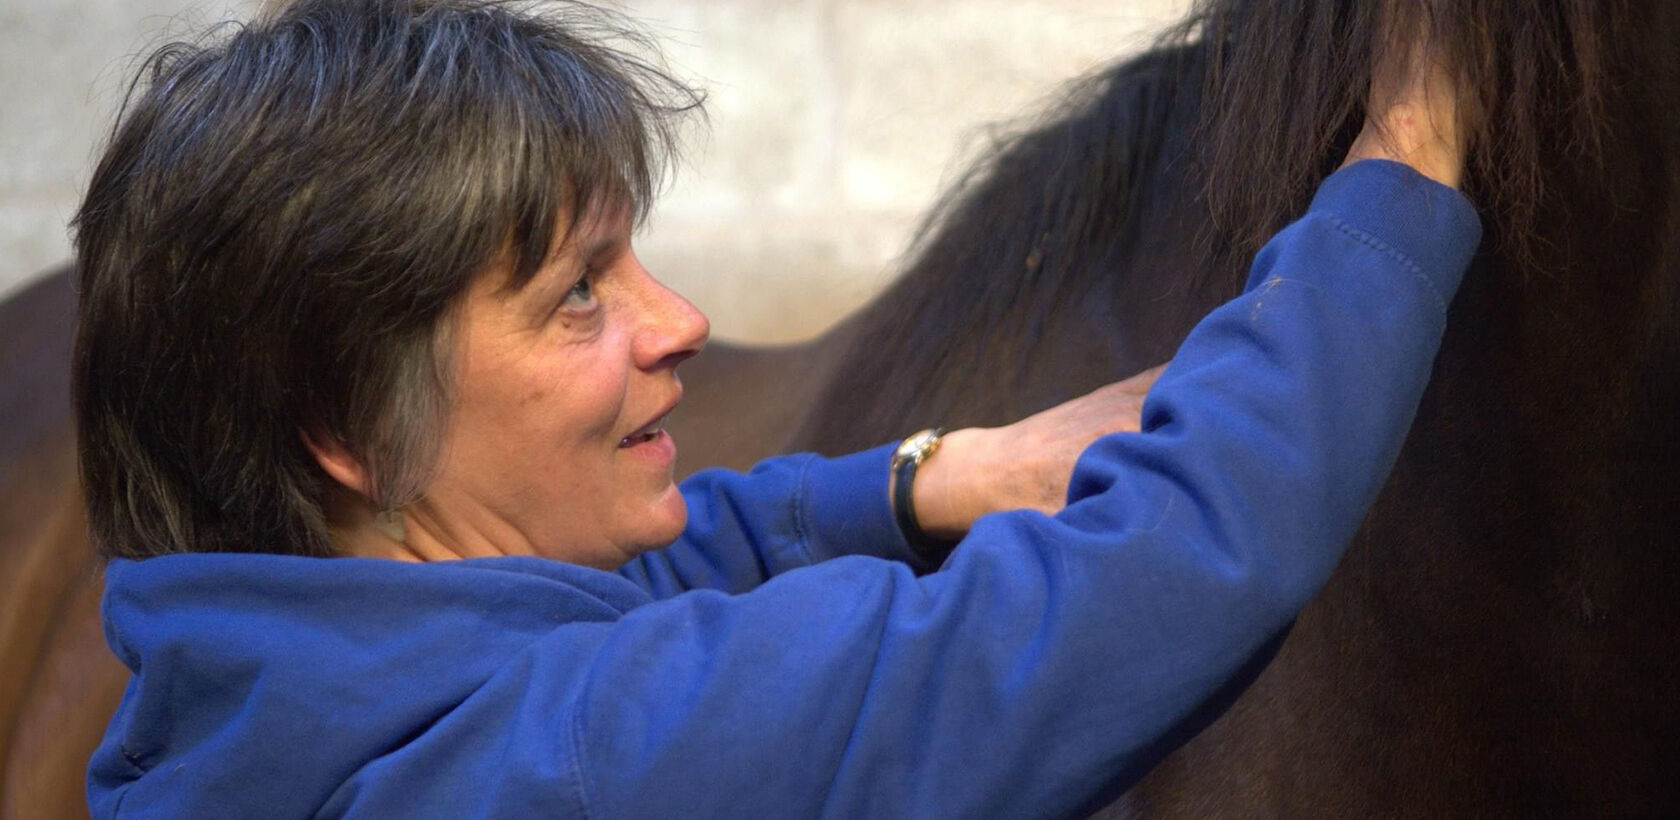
[896,429,938,463]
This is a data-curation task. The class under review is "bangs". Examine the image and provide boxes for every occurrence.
[243,0,705,297]
[462,2,705,288]
[69,0,705,558]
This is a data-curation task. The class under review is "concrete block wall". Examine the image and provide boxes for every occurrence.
[1,0,1188,342]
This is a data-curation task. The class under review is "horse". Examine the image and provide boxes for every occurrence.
[0,267,129,818]
[4,0,1678,816]
[681,0,1680,814]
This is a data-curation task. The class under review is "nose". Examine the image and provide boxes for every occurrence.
[631,264,709,372]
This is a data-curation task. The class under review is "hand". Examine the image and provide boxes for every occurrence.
[1340,25,1470,189]
[912,364,1167,538]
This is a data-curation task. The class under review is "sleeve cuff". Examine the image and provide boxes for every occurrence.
[1308,159,1482,304]
[796,443,922,568]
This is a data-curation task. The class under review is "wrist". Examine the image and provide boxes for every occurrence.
[908,427,990,540]
[1342,103,1465,190]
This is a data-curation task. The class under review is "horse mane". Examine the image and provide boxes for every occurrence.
[788,46,1207,450]
[1176,0,1629,276]
[793,0,1664,454]
[786,8,1679,805]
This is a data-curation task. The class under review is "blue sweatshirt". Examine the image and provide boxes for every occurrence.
[88,160,1480,818]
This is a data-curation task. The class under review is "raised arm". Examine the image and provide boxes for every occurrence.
[318,157,1481,818]
[560,160,1480,818]
[618,370,1162,599]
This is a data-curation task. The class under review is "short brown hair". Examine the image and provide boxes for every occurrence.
[73,0,701,559]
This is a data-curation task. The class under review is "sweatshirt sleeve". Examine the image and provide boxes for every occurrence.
[616,444,924,598]
[547,160,1480,817]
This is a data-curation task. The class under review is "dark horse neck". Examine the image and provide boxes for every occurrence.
[783,8,1680,814]
[3,2,1676,814]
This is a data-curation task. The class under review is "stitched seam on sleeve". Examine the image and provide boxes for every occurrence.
[1326,216,1449,314]
[792,453,819,567]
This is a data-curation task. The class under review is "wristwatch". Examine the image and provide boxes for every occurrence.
[891,427,956,563]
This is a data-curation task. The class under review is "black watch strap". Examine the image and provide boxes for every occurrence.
[891,428,956,563]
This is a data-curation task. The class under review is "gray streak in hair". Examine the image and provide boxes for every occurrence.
[74,0,704,558]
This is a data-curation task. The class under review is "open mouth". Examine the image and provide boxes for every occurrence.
[619,416,666,448]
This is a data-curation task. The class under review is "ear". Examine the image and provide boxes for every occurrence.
[300,427,373,497]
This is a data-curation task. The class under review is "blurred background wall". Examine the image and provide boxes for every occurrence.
[0,0,1187,343]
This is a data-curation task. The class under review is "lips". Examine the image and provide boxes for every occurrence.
[619,390,681,449]
[619,415,667,448]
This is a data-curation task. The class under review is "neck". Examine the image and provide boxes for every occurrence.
[326,490,531,563]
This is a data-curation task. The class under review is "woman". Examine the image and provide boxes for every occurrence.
[74,0,1476,816]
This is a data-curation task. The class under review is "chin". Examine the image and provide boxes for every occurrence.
[633,484,690,552]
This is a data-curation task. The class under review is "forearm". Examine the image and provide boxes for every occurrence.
[570,161,1481,817]
[618,445,918,598]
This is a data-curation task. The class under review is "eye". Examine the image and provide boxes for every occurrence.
[560,268,599,310]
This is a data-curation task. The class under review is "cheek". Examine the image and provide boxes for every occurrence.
[442,354,620,503]
[481,330,627,442]
[552,352,631,446]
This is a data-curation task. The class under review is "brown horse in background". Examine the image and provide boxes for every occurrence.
[0,269,127,816]
[4,0,1678,816]
[691,0,1680,813]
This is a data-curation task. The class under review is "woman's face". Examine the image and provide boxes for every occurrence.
[410,200,709,569]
